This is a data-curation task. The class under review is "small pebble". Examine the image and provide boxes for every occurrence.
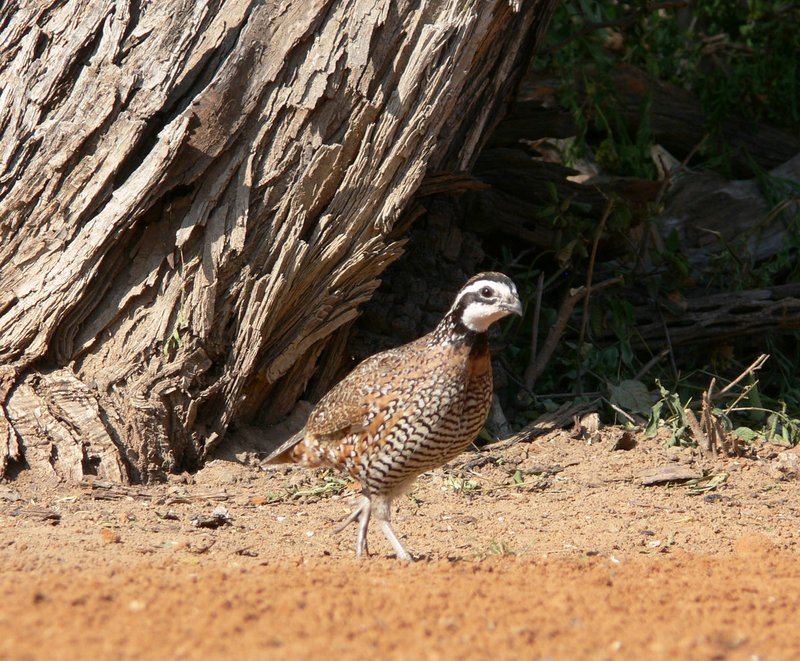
[100,528,121,544]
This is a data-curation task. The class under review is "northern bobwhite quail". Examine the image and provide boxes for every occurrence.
[265,272,522,560]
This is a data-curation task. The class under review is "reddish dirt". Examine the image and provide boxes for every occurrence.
[2,429,799,659]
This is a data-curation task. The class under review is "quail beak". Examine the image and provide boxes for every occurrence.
[502,298,524,317]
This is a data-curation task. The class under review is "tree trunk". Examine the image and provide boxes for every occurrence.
[0,0,558,482]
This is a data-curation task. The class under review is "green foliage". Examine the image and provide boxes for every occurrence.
[609,379,652,417]
[484,539,516,557]
[690,0,799,131]
[492,0,800,443]
[640,368,800,449]
[538,0,800,175]
[444,474,482,495]
[646,380,689,445]
[263,472,350,503]
[683,472,728,496]
[163,309,189,356]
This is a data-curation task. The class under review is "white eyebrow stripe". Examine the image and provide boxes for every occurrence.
[458,279,509,298]
[461,280,504,294]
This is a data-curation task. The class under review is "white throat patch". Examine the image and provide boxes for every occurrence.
[461,301,511,332]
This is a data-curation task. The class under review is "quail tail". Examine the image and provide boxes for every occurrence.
[264,430,305,464]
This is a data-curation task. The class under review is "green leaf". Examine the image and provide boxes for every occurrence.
[686,472,728,496]
[733,426,760,442]
[646,400,664,437]
[609,379,652,416]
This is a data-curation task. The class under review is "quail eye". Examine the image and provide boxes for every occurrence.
[480,286,493,298]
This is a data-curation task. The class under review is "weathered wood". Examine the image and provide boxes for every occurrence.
[639,465,701,486]
[656,153,800,266]
[417,172,490,197]
[467,144,798,264]
[599,64,800,172]
[622,283,800,350]
[0,366,20,478]
[8,506,62,524]
[0,0,558,481]
[80,479,156,501]
[485,399,600,451]
[5,369,127,482]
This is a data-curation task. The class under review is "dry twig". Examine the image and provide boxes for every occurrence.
[576,200,614,394]
[485,399,601,451]
[689,355,769,457]
[524,272,546,389]
[685,408,712,457]
[717,353,769,397]
[526,276,622,388]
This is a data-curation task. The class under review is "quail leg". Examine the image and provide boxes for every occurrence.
[374,496,413,562]
[335,495,371,558]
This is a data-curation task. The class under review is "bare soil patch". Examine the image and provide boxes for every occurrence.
[2,430,799,659]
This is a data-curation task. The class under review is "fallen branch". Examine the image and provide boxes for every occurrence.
[624,284,800,349]
[417,172,491,197]
[485,399,601,451]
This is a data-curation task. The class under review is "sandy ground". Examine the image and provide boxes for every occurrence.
[2,429,800,659]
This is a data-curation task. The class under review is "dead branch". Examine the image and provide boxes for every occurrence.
[526,286,585,389]
[634,347,670,381]
[717,354,769,398]
[417,172,491,197]
[624,284,800,350]
[685,408,712,457]
[526,276,622,388]
[485,399,601,451]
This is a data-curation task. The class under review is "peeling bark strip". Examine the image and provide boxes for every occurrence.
[0,366,21,478]
[0,0,557,482]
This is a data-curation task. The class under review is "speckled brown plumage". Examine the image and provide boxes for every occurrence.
[266,272,522,560]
